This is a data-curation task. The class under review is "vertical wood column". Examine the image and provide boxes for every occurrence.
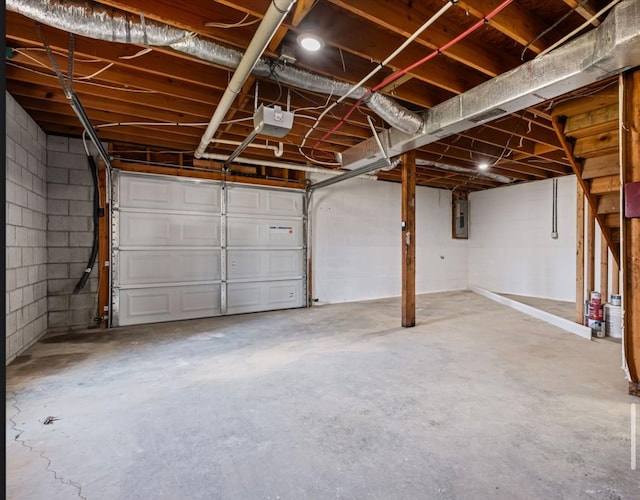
[586,204,596,295]
[576,183,585,323]
[600,234,609,301]
[97,162,110,328]
[612,259,620,295]
[622,70,640,396]
[402,150,416,328]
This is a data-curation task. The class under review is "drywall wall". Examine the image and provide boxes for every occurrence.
[46,136,101,331]
[310,174,467,303]
[5,92,48,363]
[468,175,577,301]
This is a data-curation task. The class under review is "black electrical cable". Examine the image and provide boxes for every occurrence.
[73,156,102,294]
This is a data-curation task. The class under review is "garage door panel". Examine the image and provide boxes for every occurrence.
[178,183,221,213]
[226,280,304,315]
[120,174,220,212]
[228,250,303,280]
[114,172,305,326]
[118,284,221,326]
[266,191,302,216]
[120,176,172,210]
[227,187,302,217]
[119,250,221,285]
[120,212,220,247]
[227,217,303,247]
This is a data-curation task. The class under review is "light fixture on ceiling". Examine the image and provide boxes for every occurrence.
[478,162,490,170]
[297,33,324,52]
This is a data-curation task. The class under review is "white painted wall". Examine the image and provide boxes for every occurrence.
[468,175,577,301]
[310,174,467,303]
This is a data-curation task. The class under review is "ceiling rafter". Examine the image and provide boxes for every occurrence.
[562,0,602,26]
[455,0,552,53]
[5,0,599,190]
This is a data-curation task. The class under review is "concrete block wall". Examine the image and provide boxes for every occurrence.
[5,92,48,363]
[46,136,100,331]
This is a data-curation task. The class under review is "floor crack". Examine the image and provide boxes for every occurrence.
[8,392,87,500]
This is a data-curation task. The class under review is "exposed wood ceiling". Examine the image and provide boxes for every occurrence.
[5,0,615,191]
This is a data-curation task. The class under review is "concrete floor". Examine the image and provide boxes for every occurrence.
[6,290,639,499]
[501,293,576,322]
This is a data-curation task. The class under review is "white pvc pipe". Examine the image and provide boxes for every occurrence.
[198,152,343,175]
[537,0,622,58]
[212,139,284,157]
[194,0,297,158]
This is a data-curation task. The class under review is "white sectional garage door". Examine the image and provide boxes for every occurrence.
[226,184,305,315]
[112,171,306,326]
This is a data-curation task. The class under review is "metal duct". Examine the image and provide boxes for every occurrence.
[250,64,424,134]
[7,0,190,45]
[340,0,640,170]
[415,159,513,184]
[6,0,421,135]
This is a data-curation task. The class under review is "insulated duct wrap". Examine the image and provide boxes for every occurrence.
[251,64,423,134]
[8,0,190,45]
[342,0,640,170]
[171,36,243,69]
[6,0,422,134]
[415,159,513,184]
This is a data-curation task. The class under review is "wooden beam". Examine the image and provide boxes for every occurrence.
[612,257,620,295]
[590,175,620,194]
[621,69,640,396]
[292,0,316,26]
[573,132,619,158]
[581,154,620,179]
[576,182,585,324]
[562,0,601,27]
[600,232,609,301]
[551,85,619,117]
[401,150,416,328]
[552,115,620,266]
[597,193,621,215]
[97,161,110,328]
[586,203,596,294]
[604,213,621,228]
[328,0,516,77]
[456,0,550,53]
[118,160,306,189]
[564,103,618,138]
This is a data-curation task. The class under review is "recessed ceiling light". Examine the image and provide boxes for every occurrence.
[297,33,324,52]
[478,162,490,170]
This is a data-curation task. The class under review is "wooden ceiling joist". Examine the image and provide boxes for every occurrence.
[5,0,598,190]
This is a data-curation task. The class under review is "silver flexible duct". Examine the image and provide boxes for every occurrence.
[6,0,422,135]
[341,0,640,170]
[415,159,514,184]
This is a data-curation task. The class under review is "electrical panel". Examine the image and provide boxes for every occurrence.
[453,199,468,239]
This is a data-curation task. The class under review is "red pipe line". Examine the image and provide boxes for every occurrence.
[309,0,514,156]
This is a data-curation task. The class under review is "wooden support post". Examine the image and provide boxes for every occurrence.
[612,258,620,295]
[576,183,585,324]
[586,203,596,295]
[402,150,416,328]
[97,162,110,328]
[622,70,640,396]
[600,233,609,301]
